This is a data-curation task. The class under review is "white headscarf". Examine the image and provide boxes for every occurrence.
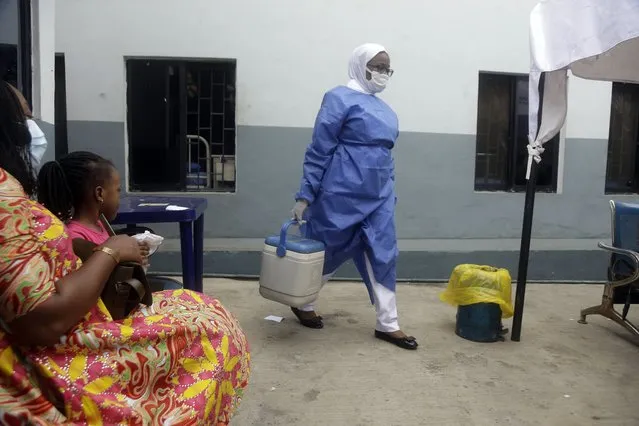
[347,43,387,95]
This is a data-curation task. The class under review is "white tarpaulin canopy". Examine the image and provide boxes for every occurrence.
[527,0,639,178]
[512,0,639,341]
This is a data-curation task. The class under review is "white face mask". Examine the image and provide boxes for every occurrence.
[26,119,48,168]
[366,68,391,93]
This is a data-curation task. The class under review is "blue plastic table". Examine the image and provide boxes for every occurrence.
[111,196,208,292]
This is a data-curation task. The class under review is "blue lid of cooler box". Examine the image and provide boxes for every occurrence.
[265,235,325,254]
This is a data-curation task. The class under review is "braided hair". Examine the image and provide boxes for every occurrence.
[37,151,115,222]
[0,81,36,195]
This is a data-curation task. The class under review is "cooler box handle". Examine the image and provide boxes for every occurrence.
[276,219,305,258]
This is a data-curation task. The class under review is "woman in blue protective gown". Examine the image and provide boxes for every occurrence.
[291,43,418,350]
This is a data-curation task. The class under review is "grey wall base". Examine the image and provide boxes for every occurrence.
[66,120,636,242]
[64,120,617,283]
[149,249,608,283]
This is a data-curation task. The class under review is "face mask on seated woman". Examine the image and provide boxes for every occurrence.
[26,119,48,168]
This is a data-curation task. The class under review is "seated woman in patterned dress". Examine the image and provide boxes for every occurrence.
[0,81,250,425]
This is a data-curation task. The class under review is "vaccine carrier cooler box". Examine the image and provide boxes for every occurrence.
[259,220,325,308]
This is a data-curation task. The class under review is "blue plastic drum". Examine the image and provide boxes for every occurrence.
[455,303,505,343]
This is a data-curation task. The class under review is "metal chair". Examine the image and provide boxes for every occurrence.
[187,135,211,189]
[579,200,639,336]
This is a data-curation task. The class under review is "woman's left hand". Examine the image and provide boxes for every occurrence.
[138,241,150,258]
[138,241,150,268]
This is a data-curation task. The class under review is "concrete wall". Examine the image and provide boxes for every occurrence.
[55,0,611,135]
[53,0,639,279]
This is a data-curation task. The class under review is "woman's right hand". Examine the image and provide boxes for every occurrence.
[9,234,145,347]
[103,235,143,263]
[292,200,308,222]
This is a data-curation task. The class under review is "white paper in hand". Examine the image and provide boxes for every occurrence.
[132,231,164,256]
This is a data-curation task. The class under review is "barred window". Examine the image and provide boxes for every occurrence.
[126,59,237,193]
[474,72,559,192]
[605,82,639,194]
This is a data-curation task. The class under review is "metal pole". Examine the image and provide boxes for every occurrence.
[511,159,538,342]
[511,71,546,342]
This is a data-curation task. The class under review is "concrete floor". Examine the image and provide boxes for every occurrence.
[202,279,639,426]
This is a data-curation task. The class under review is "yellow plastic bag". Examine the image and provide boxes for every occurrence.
[439,264,514,318]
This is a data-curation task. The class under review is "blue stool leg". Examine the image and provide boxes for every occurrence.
[179,221,195,291]
[194,214,204,293]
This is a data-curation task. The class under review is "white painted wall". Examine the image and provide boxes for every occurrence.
[31,0,56,123]
[55,0,611,138]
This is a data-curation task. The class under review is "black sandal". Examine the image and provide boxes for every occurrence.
[374,330,418,350]
[291,307,324,329]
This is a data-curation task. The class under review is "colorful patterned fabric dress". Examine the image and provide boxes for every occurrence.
[0,169,250,425]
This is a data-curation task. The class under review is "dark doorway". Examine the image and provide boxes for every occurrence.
[54,53,68,159]
[0,0,31,104]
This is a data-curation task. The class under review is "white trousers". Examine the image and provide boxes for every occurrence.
[298,253,400,333]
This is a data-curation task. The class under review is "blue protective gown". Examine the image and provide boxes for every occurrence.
[296,86,399,303]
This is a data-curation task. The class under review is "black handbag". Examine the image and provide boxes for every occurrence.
[72,238,152,320]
